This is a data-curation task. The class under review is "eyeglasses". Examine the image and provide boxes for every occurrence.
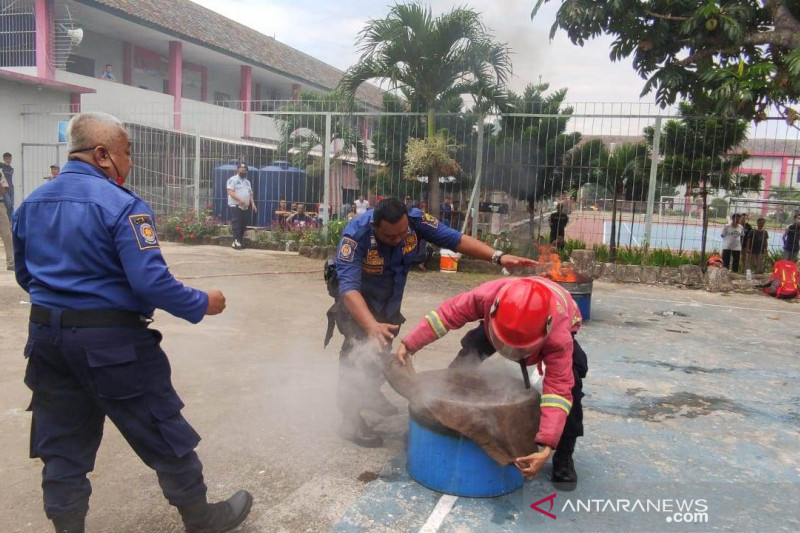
[69,146,133,157]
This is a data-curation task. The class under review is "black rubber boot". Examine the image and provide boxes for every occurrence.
[52,513,85,533]
[338,415,383,448]
[179,490,253,533]
[551,438,578,492]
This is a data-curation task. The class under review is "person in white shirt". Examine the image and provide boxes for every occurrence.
[721,213,743,272]
[354,194,369,215]
[226,163,256,249]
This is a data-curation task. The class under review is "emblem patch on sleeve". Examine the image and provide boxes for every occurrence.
[128,214,160,250]
[338,237,358,262]
[422,213,439,229]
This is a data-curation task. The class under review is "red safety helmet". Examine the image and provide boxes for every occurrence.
[487,278,553,361]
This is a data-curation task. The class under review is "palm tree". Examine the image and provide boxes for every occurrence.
[275,90,365,211]
[339,2,511,217]
[601,143,649,261]
[276,90,364,174]
[564,140,649,260]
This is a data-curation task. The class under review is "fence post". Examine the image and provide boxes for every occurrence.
[193,129,201,214]
[463,114,485,237]
[643,116,662,253]
[322,113,332,241]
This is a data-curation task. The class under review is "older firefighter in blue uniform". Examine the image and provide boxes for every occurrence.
[13,112,252,533]
[326,198,537,447]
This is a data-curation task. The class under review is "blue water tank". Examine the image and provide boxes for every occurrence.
[407,412,524,497]
[212,163,259,223]
[252,161,308,227]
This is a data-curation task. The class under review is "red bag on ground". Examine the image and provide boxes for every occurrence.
[764,260,799,299]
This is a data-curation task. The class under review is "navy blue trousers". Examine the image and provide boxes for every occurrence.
[23,320,206,519]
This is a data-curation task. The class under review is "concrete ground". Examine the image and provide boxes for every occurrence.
[1,243,798,532]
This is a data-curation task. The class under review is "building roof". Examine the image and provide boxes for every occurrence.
[580,134,642,147]
[77,0,384,108]
[742,138,800,156]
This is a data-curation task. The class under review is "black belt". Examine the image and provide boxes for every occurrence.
[30,305,151,328]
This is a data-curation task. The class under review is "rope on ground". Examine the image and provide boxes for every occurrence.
[178,268,323,280]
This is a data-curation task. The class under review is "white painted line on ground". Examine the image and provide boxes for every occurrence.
[419,494,458,533]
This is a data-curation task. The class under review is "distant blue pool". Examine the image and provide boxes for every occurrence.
[603,221,785,252]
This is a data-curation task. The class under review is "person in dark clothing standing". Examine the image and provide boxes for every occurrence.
[739,213,753,272]
[744,217,769,274]
[13,112,252,533]
[1,152,13,222]
[549,203,569,251]
[783,213,800,262]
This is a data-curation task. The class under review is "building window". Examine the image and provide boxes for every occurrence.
[0,9,36,67]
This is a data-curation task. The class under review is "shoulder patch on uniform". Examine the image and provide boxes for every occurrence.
[128,214,160,250]
[338,237,358,262]
[422,212,439,229]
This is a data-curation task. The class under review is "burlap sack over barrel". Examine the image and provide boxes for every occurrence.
[384,356,541,465]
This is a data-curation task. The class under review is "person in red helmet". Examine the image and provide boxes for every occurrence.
[396,276,587,490]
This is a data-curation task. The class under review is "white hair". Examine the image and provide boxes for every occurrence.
[66,112,125,153]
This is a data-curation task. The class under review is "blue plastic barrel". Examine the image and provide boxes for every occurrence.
[573,293,591,321]
[407,413,524,497]
[558,279,592,321]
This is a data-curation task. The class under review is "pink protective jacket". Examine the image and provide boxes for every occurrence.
[402,276,582,449]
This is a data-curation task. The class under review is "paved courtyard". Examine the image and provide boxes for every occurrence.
[1,243,798,532]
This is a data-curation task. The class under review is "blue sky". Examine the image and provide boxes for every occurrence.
[192,0,651,105]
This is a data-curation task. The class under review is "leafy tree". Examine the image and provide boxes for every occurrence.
[645,103,762,266]
[367,93,425,197]
[578,181,614,207]
[563,139,608,190]
[339,2,511,216]
[497,82,581,204]
[768,184,800,201]
[368,94,477,201]
[532,0,800,122]
[597,143,650,260]
[710,197,730,218]
[275,89,364,178]
[767,184,800,222]
[403,134,462,187]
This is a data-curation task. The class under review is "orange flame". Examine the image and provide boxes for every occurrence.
[537,245,582,282]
